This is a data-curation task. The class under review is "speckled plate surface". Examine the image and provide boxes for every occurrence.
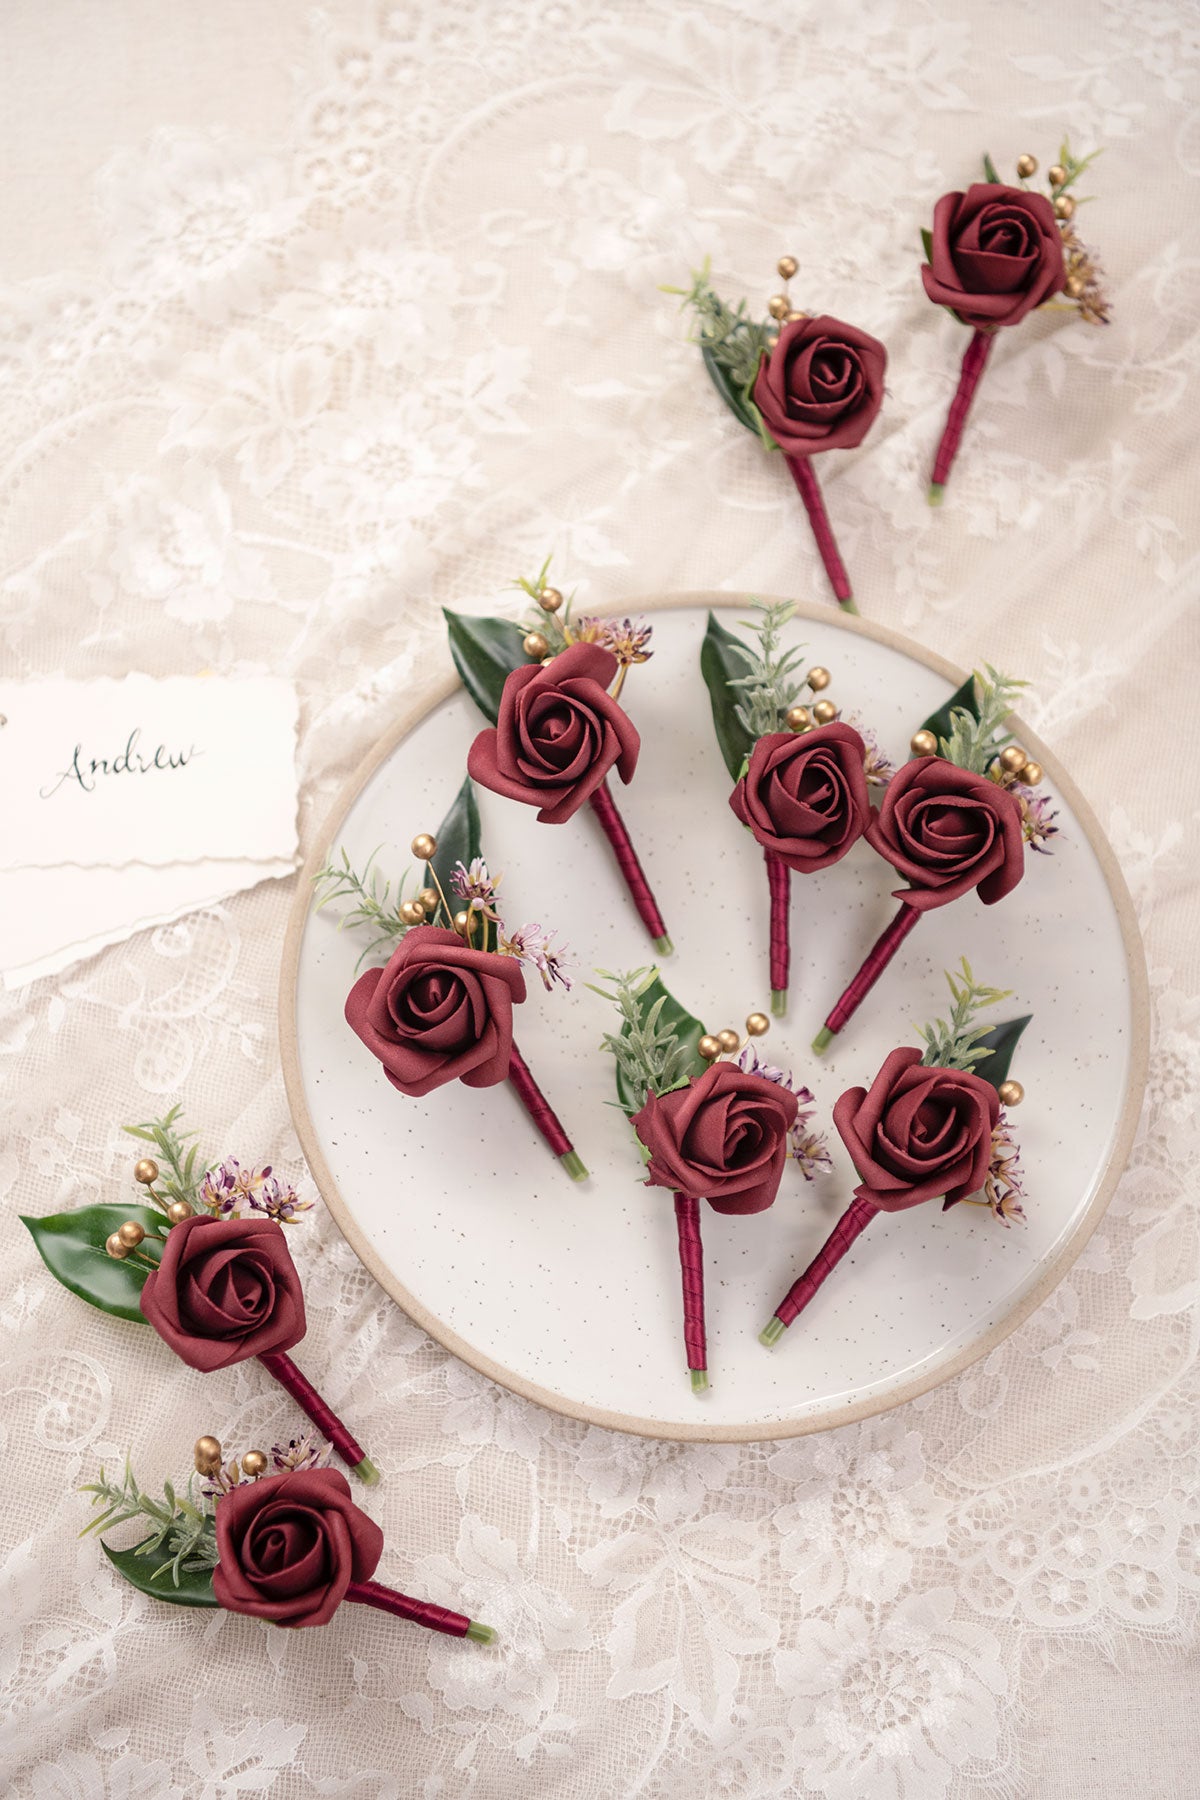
[280,596,1147,1442]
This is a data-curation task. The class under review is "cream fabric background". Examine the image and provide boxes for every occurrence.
[3,2,1199,1796]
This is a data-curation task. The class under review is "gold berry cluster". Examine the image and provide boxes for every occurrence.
[785,664,836,734]
[697,1010,771,1063]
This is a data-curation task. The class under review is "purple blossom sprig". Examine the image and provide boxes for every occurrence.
[452,857,574,992]
[983,1112,1026,1226]
[734,1043,832,1179]
[575,615,654,667]
[200,1432,333,1501]
[197,1157,315,1224]
[845,713,897,789]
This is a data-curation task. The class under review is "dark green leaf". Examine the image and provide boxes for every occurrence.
[443,609,529,726]
[615,975,709,1115]
[983,152,1001,184]
[919,674,979,746]
[102,1540,218,1608]
[428,776,495,950]
[920,227,934,265]
[700,345,762,436]
[20,1205,165,1323]
[700,612,757,782]
[973,1016,1032,1092]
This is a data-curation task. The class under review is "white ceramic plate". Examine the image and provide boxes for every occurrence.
[281,596,1147,1442]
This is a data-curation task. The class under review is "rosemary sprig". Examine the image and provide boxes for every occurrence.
[122,1104,200,1213]
[918,959,1013,1071]
[312,848,412,969]
[80,1459,218,1586]
[591,966,696,1112]
[725,599,807,742]
[662,262,775,447]
[938,665,1028,774]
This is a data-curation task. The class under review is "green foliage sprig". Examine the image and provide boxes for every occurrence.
[938,666,1028,774]
[662,262,774,443]
[312,849,414,968]
[724,600,807,743]
[80,1459,218,1587]
[122,1105,200,1213]
[918,960,1013,1071]
[591,967,697,1110]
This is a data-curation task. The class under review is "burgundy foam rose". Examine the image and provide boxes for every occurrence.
[213,1468,383,1628]
[866,755,1026,912]
[922,183,1066,330]
[753,315,887,456]
[139,1213,305,1373]
[633,1062,799,1216]
[467,642,640,825]
[833,1046,999,1211]
[345,924,524,1097]
[731,722,871,873]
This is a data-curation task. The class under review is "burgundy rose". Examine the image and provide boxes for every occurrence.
[345,924,524,1098]
[467,642,640,825]
[921,183,1066,330]
[213,1468,383,1627]
[633,1062,799,1216]
[866,755,1025,913]
[139,1214,305,1373]
[752,314,887,456]
[730,721,871,873]
[834,1045,998,1211]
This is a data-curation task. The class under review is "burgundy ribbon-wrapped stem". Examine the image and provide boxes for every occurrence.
[589,779,671,951]
[257,1350,375,1481]
[785,456,855,610]
[765,1195,878,1338]
[508,1042,574,1159]
[814,900,922,1051]
[674,1192,707,1386]
[765,850,790,1011]
[347,1580,469,1637]
[929,329,994,500]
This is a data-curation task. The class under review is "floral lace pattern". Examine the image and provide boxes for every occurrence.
[3,1,1199,1795]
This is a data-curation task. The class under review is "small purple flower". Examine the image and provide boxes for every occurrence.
[499,922,573,992]
[271,1431,332,1473]
[575,615,654,666]
[984,1111,1026,1225]
[451,857,502,919]
[250,1172,314,1224]
[846,713,895,788]
[1015,783,1059,854]
[198,1155,313,1223]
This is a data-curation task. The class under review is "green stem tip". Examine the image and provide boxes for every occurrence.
[653,934,674,957]
[466,1621,497,1645]
[838,595,859,615]
[560,1149,589,1182]
[759,1316,787,1348]
[811,1025,834,1056]
[770,989,787,1019]
[352,1456,381,1486]
[690,1367,709,1394]
[927,483,945,507]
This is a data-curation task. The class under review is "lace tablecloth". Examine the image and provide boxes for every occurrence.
[4,3,1199,1795]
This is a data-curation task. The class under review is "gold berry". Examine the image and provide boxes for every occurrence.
[241,1449,268,1478]
[411,833,436,861]
[523,631,549,659]
[1064,273,1086,299]
[785,705,811,732]
[105,1232,128,1259]
[167,1199,194,1224]
[811,699,838,725]
[745,1012,770,1037]
[194,1436,222,1473]
[1048,164,1067,188]
[697,1034,722,1061]
[716,1028,741,1054]
[453,910,471,937]
[537,586,563,612]
[418,887,439,914]
[1054,194,1075,220]
[777,254,799,280]
[399,899,426,926]
[133,1158,159,1186]
[910,729,938,758]
[768,294,789,320]
[997,1079,1025,1107]
[998,745,1028,773]
[805,666,831,692]
[784,309,807,322]
[117,1220,145,1248]
[1015,152,1038,178]
[1019,759,1044,787]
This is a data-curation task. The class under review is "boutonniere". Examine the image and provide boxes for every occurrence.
[813,668,1058,1053]
[444,562,668,951]
[922,142,1108,502]
[700,600,880,1016]
[83,1434,494,1641]
[318,776,586,1181]
[665,261,886,612]
[595,968,830,1392]
[21,1108,377,1482]
[764,962,1030,1346]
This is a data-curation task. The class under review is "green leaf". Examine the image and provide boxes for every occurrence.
[428,775,495,950]
[443,609,529,726]
[700,344,763,436]
[615,974,709,1115]
[919,674,980,746]
[983,152,1001,184]
[920,227,934,265]
[102,1540,218,1608]
[973,1016,1032,1092]
[20,1205,165,1323]
[700,612,758,782]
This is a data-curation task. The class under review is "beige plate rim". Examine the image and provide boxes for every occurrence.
[279,593,1150,1444]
